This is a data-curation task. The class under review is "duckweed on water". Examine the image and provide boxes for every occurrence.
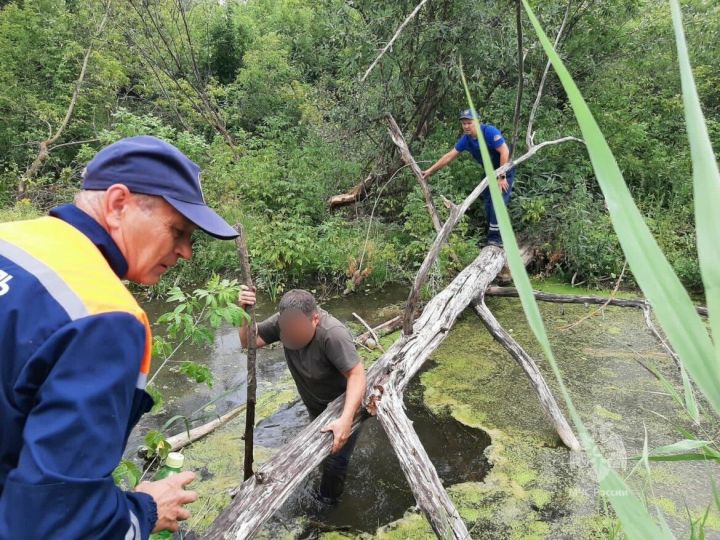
[181,297,720,538]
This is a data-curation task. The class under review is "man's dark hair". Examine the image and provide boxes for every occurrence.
[278,289,317,316]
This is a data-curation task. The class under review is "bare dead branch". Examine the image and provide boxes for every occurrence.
[361,0,431,82]
[355,314,403,347]
[352,312,385,353]
[386,113,442,232]
[510,0,524,158]
[526,1,572,148]
[18,6,110,197]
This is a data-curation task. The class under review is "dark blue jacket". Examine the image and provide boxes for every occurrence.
[0,205,157,539]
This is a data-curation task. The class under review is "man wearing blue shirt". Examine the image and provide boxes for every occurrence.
[423,109,515,247]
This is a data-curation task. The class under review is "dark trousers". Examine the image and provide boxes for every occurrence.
[310,411,363,500]
[483,172,515,243]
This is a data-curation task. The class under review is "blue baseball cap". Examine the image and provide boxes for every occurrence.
[459,109,479,120]
[82,136,238,240]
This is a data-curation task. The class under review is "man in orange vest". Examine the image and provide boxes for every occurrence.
[0,136,238,539]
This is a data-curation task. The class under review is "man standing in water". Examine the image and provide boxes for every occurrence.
[0,136,239,538]
[239,288,367,504]
[423,109,516,247]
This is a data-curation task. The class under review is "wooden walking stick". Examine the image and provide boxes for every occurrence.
[235,224,257,481]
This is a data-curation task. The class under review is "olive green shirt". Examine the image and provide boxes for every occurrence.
[256,309,360,417]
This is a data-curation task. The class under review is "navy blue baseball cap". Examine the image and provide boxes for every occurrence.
[82,136,238,240]
[459,108,479,120]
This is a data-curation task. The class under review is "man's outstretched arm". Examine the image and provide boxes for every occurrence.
[422,148,460,179]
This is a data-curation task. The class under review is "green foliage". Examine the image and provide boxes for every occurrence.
[141,430,171,462]
[179,361,214,388]
[146,274,246,412]
[156,275,247,346]
[555,180,625,282]
[0,0,128,201]
[112,459,142,490]
[0,0,716,292]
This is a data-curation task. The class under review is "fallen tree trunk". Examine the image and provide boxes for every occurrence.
[165,405,246,452]
[484,286,708,317]
[376,388,470,538]
[203,247,507,539]
[471,297,580,451]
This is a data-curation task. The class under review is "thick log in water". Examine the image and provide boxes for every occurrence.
[202,247,506,539]
[484,286,708,316]
[376,388,470,538]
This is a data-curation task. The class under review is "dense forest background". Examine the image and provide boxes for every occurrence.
[1,0,717,297]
